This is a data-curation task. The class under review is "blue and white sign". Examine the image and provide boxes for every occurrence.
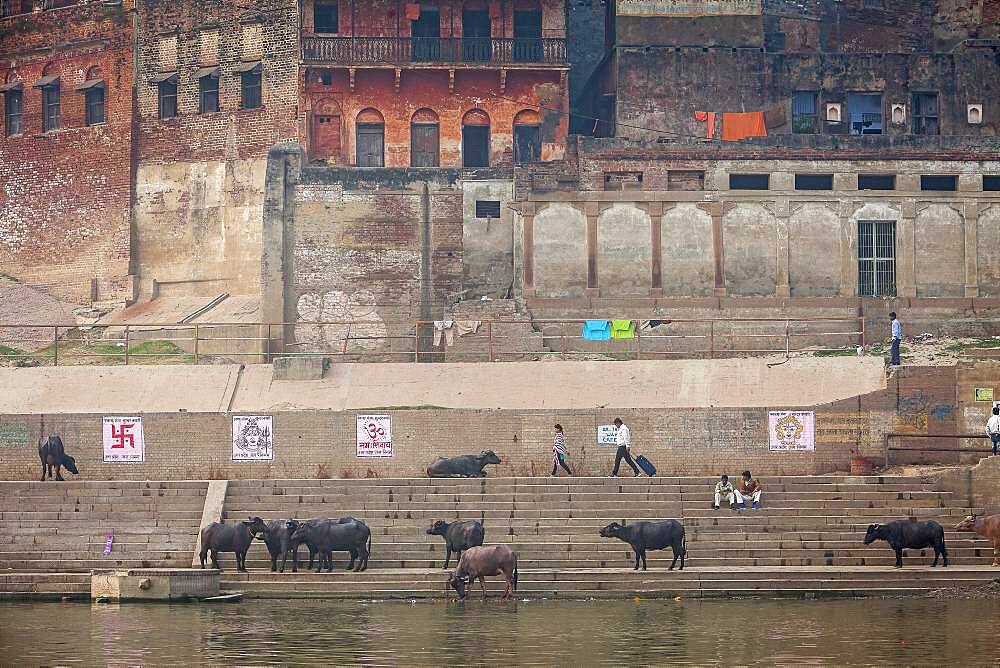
[597,425,618,445]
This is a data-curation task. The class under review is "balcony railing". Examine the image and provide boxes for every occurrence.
[303,37,567,66]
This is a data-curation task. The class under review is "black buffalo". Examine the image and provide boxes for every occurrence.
[38,435,79,482]
[599,520,687,571]
[863,520,949,568]
[247,517,299,572]
[291,518,372,572]
[426,519,485,569]
[199,518,259,571]
[427,450,501,478]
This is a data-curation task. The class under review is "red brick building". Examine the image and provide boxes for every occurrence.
[300,0,569,167]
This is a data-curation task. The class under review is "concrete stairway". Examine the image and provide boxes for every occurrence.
[220,476,998,598]
[0,481,208,574]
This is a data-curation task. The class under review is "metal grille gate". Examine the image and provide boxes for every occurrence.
[858,221,897,297]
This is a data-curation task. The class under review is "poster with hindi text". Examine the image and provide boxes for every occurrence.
[232,415,274,461]
[102,416,145,463]
[768,411,815,451]
[357,414,392,458]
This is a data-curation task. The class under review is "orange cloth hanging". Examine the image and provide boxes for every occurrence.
[721,111,768,141]
[405,3,420,20]
[694,110,708,122]
[706,111,716,139]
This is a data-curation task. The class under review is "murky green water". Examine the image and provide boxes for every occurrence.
[1,598,996,665]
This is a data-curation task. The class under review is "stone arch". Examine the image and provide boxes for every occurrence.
[661,204,714,297]
[789,203,841,297]
[533,203,587,298]
[722,203,777,296]
[597,204,651,296]
[357,107,385,124]
[915,203,965,297]
[978,205,1000,296]
[462,108,490,126]
[513,109,540,125]
[411,107,438,124]
[85,65,104,80]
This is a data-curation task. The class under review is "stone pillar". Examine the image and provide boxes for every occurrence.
[585,201,599,297]
[964,200,980,298]
[641,201,664,296]
[774,198,791,298]
[521,202,535,298]
[898,200,917,298]
[704,201,726,297]
[839,201,858,298]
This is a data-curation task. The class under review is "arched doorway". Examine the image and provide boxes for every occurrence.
[462,109,490,168]
[410,108,439,167]
[513,109,541,164]
[356,107,385,167]
[311,97,343,163]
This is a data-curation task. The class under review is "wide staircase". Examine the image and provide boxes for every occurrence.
[0,481,208,599]
[220,476,1000,599]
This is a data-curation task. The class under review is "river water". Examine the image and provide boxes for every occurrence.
[1,598,997,665]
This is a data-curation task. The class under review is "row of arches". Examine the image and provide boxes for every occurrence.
[310,102,542,167]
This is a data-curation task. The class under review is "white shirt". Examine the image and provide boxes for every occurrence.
[988,415,1000,435]
[615,424,631,448]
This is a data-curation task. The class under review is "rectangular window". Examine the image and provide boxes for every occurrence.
[794,174,834,190]
[199,74,220,114]
[3,90,22,136]
[314,1,339,33]
[847,93,882,135]
[864,0,883,7]
[42,84,60,132]
[604,171,643,191]
[85,87,105,126]
[158,80,178,119]
[858,221,896,297]
[729,173,770,190]
[858,174,896,190]
[984,176,1000,191]
[912,92,939,136]
[476,200,501,218]
[667,170,705,191]
[513,124,541,165]
[240,69,262,110]
[792,92,817,134]
[921,175,957,191]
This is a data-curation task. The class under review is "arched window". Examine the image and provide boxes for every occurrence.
[462,109,490,168]
[356,108,385,167]
[35,63,60,132]
[513,109,541,164]
[1,70,23,137]
[410,108,439,167]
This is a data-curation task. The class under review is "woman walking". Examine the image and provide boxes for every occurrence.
[551,424,573,476]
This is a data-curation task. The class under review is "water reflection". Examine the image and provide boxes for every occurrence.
[1,598,998,665]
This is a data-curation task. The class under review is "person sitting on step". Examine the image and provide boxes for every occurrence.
[713,474,736,510]
[735,470,763,510]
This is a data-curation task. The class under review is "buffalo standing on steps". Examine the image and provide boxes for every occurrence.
[199,518,259,572]
[599,520,687,571]
[426,519,485,569]
[956,514,1000,566]
[427,450,501,478]
[291,517,372,572]
[247,517,299,572]
[863,519,948,568]
[448,544,519,602]
[38,435,78,482]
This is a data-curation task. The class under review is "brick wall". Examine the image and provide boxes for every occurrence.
[0,3,135,304]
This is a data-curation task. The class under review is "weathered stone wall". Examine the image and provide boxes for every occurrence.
[0,3,135,304]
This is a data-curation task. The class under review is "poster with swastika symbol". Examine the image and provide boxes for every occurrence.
[102,416,145,463]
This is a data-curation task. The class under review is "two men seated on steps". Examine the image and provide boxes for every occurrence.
[713,471,764,510]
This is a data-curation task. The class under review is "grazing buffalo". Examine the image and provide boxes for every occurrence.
[427,450,501,478]
[426,519,485,569]
[199,518,259,572]
[864,520,948,568]
[38,435,79,482]
[291,518,372,572]
[448,545,519,603]
[956,514,1000,566]
[247,517,299,572]
[599,520,686,571]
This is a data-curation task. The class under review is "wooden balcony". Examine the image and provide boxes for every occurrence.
[302,36,567,67]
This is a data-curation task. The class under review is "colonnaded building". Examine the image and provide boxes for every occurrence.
[1,0,999,358]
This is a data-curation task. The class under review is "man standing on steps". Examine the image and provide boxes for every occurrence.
[889,311,902,367]
[610,417,640,477]
[987,406,1000,456]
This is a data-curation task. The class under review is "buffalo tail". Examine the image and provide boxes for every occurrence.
[513,554,519,592]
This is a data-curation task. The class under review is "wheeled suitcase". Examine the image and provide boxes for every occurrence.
[635,454,656,477]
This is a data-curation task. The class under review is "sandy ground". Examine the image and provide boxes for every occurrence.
[0,279,80,351]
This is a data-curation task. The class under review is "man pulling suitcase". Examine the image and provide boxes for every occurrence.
[610,418,655,477]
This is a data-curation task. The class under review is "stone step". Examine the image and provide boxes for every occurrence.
[225,490,957,502]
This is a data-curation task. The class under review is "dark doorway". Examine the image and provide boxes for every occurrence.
[463,125,489,168]
[513,10,542,62]
[411,9,440,62]
[462,9,491,62]
[411,123,440,167]
[513,124,541,164]
[356,123,385,167]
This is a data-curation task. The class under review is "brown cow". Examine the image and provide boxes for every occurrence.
[956,514,1000,566]
[448,545,518,603]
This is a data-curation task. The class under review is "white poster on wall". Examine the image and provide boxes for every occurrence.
[768,411,816,451]
[102,416,145,463]
[597,425,618,445]
[232,415,274,461]
[357,414,392,458]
